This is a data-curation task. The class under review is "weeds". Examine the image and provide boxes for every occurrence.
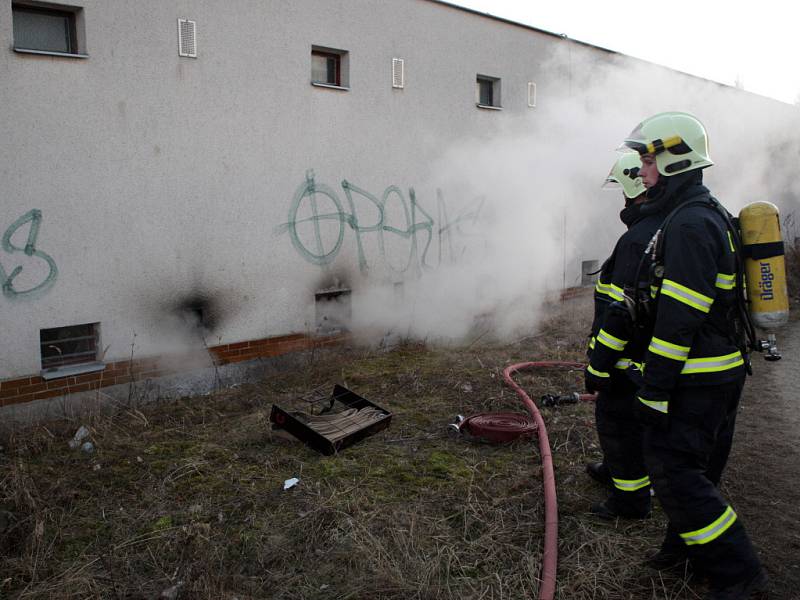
[0,299,707,599]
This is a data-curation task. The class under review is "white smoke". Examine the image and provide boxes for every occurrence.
[350,44,800,344]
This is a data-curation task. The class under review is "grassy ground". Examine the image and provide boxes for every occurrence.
[0,299,746,599]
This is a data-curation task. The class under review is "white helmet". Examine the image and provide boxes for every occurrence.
[621,111,713,176]
[603,152,646,199]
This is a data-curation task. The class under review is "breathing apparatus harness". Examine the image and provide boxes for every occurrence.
[625,194,764,375]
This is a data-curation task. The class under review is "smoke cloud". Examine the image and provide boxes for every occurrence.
[349,44,800,344]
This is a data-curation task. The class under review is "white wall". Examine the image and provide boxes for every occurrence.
[2,0,798,380]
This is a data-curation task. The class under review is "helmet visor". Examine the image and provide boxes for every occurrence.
[602,176,621,191]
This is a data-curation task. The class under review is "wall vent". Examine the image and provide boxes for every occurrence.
[527,81,537,108]
[392,58,404,89]
[178,18,197,58]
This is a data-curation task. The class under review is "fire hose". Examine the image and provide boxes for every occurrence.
[502,361,595,600]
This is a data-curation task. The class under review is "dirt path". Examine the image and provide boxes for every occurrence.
[725,318,800,599]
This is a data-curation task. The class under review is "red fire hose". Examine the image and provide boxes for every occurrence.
[502,361,594,600]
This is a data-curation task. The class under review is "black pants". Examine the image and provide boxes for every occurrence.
[595,376,650,511]
[642,379,761,587]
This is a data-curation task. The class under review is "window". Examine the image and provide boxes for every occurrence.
[40,322,103,377]
[476,75,501,109]
[12,2,86,57]
[311,46,349,89]
[315,289,351,333]
[581,260,600,287]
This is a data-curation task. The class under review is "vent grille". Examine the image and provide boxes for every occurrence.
[527,81,537,108]
[392,58,404,89]
[178,18,197,58]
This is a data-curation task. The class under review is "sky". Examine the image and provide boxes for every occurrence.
[450,0,800,105]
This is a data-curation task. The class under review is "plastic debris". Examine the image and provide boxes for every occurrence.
[81,442,95,454]
[283,477,300,490]
[160,581,184,599]
[68,426,90,449]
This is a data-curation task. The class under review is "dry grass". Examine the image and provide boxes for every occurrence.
[1,300,707,599]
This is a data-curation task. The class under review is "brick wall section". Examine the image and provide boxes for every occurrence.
[0,332,347,408]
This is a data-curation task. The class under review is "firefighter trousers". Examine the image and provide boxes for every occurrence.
[642,378,761,586]
[595,376,650,511]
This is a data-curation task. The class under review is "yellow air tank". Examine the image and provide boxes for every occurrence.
[739,202,789,329]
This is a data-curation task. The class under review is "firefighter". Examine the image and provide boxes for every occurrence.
[619,111,767,600]
[584,152,670,519]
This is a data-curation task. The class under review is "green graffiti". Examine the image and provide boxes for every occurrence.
[277,170,484,274]
[1,209,58,299]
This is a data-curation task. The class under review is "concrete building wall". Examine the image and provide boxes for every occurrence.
[2,0,798,396]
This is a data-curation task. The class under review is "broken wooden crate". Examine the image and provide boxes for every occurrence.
[269,384,392,455]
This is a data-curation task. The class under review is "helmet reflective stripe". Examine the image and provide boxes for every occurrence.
[660,279,714,313]
[587,365,610,378]
[680,351,744,374]
[604,153,646,199]
[680,506,737,546]
[648,336,690,361]
[612,475,650,492]
[621,112,713,177]
[638,396,668,413]
[597,328,627,352]
[715,273,736,290]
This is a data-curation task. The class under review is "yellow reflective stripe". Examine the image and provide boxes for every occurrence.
[608,283,624,301]
[680,506,737,546]
[727,230,735,253]
[638,396,668,414]
[614,358,643,370]
[613,475,651,492]
[660,279,713,313]
[597,328,627,352]
[715,272,735,290]
[650,285,659,299]
[588,336,596,350]
[587,365,610,378]
[648,336,690,362]
[680,351,744,374]
[595,280,611,296]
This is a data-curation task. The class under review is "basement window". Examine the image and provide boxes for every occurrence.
[315,288,351,334]
[581,259,600,287]
[12,2,87,58]
[476,75,501,110]
[40,322,105,379]
[311,46,349,90]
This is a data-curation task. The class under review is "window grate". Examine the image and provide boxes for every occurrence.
[178,18,196,58]
[40,323,99,369]
[392,58,404,89]
[528,81,537,108]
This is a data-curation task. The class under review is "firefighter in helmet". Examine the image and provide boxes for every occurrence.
[584,152,670,519]
[620,111,766,600]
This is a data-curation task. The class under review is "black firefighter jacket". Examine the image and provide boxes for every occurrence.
[588,202,667,380]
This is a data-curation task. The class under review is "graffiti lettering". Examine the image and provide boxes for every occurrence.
[1,209,58,299]
[277,170,485,274]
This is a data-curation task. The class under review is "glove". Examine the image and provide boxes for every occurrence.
[584,365,612,394]
[625,363,644,389]
[635,386,670,431]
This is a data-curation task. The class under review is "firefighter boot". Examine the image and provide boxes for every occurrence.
[590,495,651,520]
[585,461,613,487]
[707,567,768,600]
